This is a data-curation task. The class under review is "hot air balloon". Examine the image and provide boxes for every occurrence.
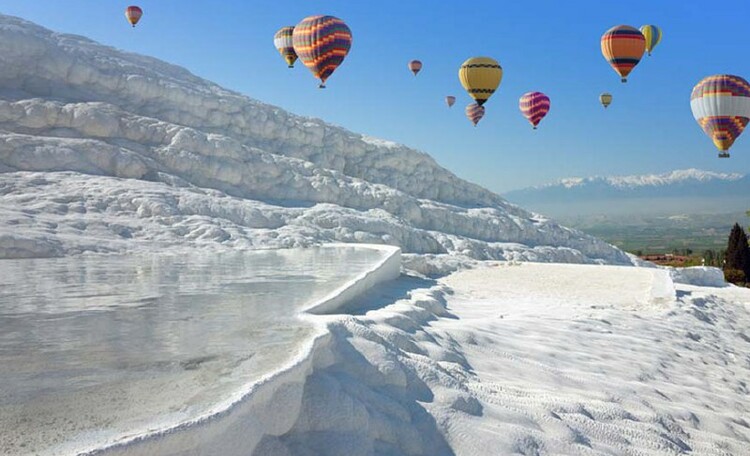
[600,92,613,109]
[639,25,662,57]
[409,60,422,76]
[601,25,646,83]
[274,26,298,68]
[125,6,142,27]
[459,57,503,106]
[519,92,550,129]
[690,74,750,158]
[466,103,485,126]
[445,96,456,108]
[292,15,352,88]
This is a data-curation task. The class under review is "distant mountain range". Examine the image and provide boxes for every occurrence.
[503,169,750,217]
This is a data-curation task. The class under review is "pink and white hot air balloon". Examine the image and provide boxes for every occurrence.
[466,103,485,126]
[519,91,551,129]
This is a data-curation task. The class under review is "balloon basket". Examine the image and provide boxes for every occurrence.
[719,152,730,158]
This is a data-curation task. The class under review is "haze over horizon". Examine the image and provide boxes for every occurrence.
[1,0,749,193]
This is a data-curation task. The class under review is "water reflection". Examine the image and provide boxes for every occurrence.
[0,246,386,455]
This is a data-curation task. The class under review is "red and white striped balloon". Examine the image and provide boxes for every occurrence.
[519,91,550,129]
[466,103,485,126]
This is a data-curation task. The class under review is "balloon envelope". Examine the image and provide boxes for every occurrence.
[639,25,662,56]
[459,57,503,106]
[445,96,456,108]
[690,74,750,156]
[519,92,550,129]
[600,93,613,108]
[409,60,422,76]
[274,26,298,68]
[125,6,142,27]
[465,103,485,126]
[292,16,352,88]
[601,25,645,82]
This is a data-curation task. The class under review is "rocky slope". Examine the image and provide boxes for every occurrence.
[0,15,630,266]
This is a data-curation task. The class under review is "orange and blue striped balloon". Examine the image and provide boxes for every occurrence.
[519,92,550,129]
[690,74,750,157]
[292,15,352,88]
[601,25,646,83]
[466,103,485,127]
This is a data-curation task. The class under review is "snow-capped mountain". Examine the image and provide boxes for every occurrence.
[547,169,744,190]
[0,14,629,266]
[504,169,750,216]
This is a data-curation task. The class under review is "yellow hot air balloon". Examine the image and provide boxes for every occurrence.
[639,25,662,56]
[459,57,503,106]
[600,92,613,109]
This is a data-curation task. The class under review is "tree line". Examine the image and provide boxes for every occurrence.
[634,211,750,286]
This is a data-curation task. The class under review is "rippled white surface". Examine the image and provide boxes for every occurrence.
[0,246,387,455]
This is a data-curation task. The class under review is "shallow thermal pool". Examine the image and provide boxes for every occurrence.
[0,246,389,455]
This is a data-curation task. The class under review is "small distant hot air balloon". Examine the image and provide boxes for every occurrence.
[600,92,613,109]
[519,92,550,129]
[292,15,352,88]
[639,25,662,57]
[445,96,456,108]
[690,74,750,158]
[409,60,422,76]
[274,26,298,68]
[466,103,485,127]
[459,57,503,106]
[125,6,142,28]
[601,25,646,83]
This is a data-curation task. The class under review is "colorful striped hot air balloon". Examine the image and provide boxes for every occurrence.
[274,26,298,68]
[459,57,503,106]
[466,103,485,126]
[601,25,646,83]
[409,60,422,76]
[445,96,456,108]
[125,6,142,28]
[690,75,750,158]
[519,92,551,129]
[639,25,662,56]
[292,15,352,88]
[600,92,613,109]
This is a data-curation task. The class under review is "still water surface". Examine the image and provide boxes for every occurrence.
[0,246,387,455]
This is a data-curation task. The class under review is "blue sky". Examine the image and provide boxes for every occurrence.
[2,1,749,193]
